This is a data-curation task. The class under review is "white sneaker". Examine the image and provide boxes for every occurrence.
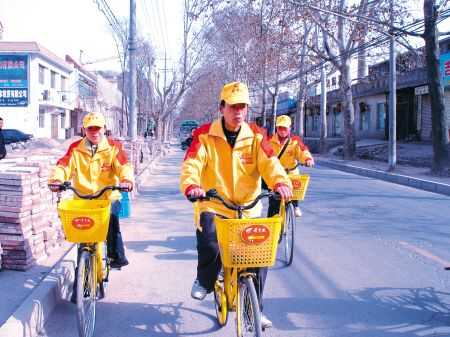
[261,313,272,329]
[191,279,207,300]
[294,207,302,217]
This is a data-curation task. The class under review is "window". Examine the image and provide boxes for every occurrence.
[332,77,336,86]
[376,102,386,130]
[359,102,370,131]
[312,114,319,131]
[61,76,66,91]
[39,108,45,128]
[326,79,330,88]
[51,71,57,89]
[39,65,46,84]
[61,113,65,128]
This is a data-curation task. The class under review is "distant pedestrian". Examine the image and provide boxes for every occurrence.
[0,117,6,160]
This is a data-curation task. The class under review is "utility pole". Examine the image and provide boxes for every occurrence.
[318,26,328,153]
[388,0,397,171]
[128,0,137,140]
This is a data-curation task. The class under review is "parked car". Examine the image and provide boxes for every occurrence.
[2,129,33,144]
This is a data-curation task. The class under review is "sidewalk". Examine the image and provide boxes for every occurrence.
[317,139,450,196]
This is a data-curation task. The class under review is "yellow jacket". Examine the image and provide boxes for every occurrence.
[49,137,134,200]
[180,119,291,221]
[269,135,313,175]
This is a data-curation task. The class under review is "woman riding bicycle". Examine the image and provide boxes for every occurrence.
[48,111,134,302]
[180,81,292,329]
[267,115,314,218]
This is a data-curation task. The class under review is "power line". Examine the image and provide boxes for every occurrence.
[277,8,450,86]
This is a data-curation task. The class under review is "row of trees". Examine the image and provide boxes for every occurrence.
[101,0,449,175]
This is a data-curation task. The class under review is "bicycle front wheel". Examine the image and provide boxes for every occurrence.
[283,203,296,266]
[76,250,97,337]
[236,276,262,337]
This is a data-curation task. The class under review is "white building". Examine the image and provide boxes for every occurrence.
[0,41,74,139]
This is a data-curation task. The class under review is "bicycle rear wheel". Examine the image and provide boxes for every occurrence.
[236,276,262,337]
[76,250,97,337]
[282,202,295,266]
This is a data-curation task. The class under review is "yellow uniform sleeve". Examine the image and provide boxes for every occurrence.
[180,136,207,195]
[256,135,292,190]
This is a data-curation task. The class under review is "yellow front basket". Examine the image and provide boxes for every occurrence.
[57,199,111,243]
[215,216,282,268]
[288,174,310,201]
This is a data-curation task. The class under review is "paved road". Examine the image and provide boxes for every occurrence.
[39,148,450,337]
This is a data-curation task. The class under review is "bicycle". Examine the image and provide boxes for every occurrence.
[278,162,310,266]
[51,181,128,337]
[189,189,283,337]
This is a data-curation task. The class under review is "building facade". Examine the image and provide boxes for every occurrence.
[0,42,74,139]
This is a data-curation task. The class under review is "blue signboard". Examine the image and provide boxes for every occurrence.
[439,52,450,87]
[276,98,297,115]
[0,55,28,106]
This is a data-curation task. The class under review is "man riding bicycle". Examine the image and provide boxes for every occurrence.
[180,81,292,329]
[48,112,134,302]
[267,115,314,218]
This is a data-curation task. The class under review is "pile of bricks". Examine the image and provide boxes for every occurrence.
[0,157,62,271]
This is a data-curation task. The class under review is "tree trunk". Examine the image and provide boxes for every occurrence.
[296,93,305,137]
[320,63,328,154]
[340,60,356,159]
[270,91,279,136]
[424,0,450,174]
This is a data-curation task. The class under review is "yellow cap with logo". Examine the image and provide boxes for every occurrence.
[83,112,106,128]
[220,81,251,105]
[276,115,291,128]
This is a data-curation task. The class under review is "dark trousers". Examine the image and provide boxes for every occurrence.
[106,201,126,260]
[267,197,298,217]
[196,212,268,310]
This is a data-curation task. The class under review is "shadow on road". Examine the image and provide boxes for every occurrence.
[265,287,450,336]
[126,236,197,261]
[41,300,219,337]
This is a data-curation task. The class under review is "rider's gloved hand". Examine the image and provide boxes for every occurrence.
[48,180,62,192]
[305,158,315,167]
[185,185,206,198]
[274,183,293,200]
[120,180,133,192]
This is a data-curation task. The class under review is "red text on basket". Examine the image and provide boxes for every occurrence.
[241,225,270,244]
[72,217,95,230]
[292,179,302,189]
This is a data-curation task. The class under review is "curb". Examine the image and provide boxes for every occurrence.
[317,159,450,197]
[0,245,77,337]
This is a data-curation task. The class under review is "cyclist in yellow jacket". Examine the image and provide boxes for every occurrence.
[180,81,292,329]
[48,112,134,302]
[268,115,314,218]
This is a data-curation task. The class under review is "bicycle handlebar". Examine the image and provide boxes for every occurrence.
[49,181,129,200]
[188,188,280,212]
[285,162,302,174]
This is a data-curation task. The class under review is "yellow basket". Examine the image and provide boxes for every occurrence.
[215,216,282,268]
[57,199,111,243]
[288,174,310,201]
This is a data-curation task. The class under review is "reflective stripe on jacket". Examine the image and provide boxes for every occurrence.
[180,118,291,222]
[270,135,313,175]
[49,137,134,200]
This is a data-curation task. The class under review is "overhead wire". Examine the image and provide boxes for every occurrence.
[277,8,450,85]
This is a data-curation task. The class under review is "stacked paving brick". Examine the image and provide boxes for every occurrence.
[0,157,62,271]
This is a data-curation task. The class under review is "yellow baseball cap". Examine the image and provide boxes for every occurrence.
[276,115,291,128]
[220,81,251,105]
[83,112,106,128]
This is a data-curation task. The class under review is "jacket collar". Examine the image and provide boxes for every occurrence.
[209,118,255,143]
[79,136,110,154]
